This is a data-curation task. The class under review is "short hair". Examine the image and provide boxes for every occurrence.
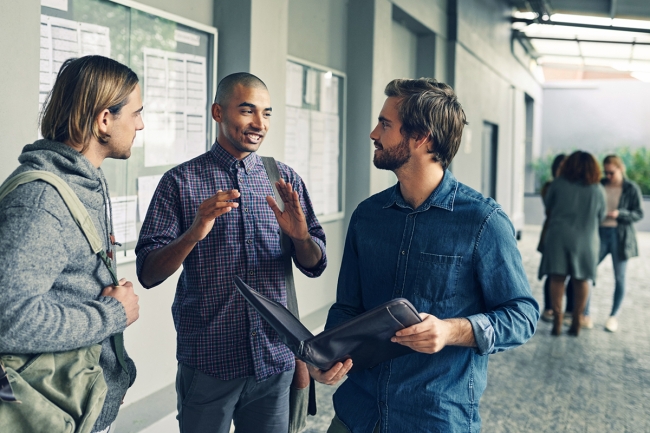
[603,154,626,177]
[40,55,139,152]
[214,72,267,105]
[560,151,601,185]
[551,153,566,178]
[384,78,467,170]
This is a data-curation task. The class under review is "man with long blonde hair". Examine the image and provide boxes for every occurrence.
[0,55,142,433]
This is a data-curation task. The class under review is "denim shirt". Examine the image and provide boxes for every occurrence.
[326,170,538,433]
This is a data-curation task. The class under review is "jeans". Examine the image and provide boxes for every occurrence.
[584,227,628,317]
[176,363,293,433]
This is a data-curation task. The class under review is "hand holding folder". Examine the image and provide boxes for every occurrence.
[234,276,423,373]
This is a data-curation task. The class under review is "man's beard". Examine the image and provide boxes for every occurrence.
[373,136,411,171]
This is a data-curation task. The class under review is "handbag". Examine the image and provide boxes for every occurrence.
[0,171,128,433]
[234,277,422,372]
[261,157,316,433]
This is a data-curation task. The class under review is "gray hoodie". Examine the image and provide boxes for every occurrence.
[0,139,136,431]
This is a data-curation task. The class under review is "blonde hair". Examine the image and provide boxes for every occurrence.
[603,154,627,177]
[40,55,139,152]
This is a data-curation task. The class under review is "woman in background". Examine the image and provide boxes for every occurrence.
[587,155,643,332]
[539,151,606,336]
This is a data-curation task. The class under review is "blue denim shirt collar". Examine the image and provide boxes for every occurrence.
[382,169,459,212]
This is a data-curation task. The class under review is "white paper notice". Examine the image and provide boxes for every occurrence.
[309,111,326,215]
[137,175,164,222]
[304,69,319,106]
[284,107,311,186]
[143,48,207,167]
[111,196,138,244]
[40,15,110,108]
[286,62,304,107]
[319,74,339,114]
[323,113,340,214]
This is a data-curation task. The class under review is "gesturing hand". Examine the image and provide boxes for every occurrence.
[266,179,309,242]
[186,189,240,243]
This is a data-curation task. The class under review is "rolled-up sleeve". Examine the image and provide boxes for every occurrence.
[471,209,539,355]
[135,173,183,288]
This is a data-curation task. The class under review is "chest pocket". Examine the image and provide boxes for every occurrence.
[414,253,462,302]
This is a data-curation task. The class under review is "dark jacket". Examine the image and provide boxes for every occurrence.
[602,178,644,260]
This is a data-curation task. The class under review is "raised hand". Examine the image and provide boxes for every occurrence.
[266,179,309,242]
[187,189,240,243]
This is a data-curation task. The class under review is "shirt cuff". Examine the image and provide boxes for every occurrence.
[467,313,495,355]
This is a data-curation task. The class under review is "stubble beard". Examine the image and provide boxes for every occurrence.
[373,136,411,171]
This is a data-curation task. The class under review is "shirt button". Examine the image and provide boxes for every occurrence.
[244,207,249,213]
[246,239,252,245]
[401,251,405,255]
[251,331,257,336]
[249,271,254,276]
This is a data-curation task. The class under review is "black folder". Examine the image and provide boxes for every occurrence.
[234,276,423,373]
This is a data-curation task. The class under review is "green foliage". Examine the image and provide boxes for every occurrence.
[531,147,650,196]
[614,147,650,196]
[531,153,560,192]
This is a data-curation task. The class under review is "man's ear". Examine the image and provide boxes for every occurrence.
[211,103,223,123]
[412,133,431,150]
[96,108,111,136]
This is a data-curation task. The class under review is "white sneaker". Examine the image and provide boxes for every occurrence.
[605,316,618,332]
[581,316,594,329]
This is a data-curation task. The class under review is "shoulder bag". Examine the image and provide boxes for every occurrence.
[0,171,127,433]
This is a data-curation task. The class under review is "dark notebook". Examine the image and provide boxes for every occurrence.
[233,276,423,373]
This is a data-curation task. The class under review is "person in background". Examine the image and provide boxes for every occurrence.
[539,151,606,336]
[310,78,538,432]
[539,153,569,322]
[0,55,141,433]
[135,72,326,433]
[584,155,643,332]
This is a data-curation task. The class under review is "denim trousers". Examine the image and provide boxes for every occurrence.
[176,363,293,433]
[584,227,628,316]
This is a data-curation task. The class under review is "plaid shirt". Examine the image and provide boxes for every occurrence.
[135,142,327,381]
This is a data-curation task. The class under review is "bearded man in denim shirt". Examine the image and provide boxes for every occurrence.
[310,78,539,433]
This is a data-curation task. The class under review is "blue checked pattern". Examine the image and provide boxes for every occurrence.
[135,142,327,381]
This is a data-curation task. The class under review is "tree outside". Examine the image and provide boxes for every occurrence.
[531,147,650,196]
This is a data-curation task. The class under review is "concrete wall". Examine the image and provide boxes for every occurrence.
[451,0,543,232]
[542,80,650,155]
[0,0,40,182]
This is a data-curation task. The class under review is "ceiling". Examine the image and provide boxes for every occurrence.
[508,1,650,80]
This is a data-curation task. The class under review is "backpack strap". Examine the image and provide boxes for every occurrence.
[0,171,128,373]
[261,157,317,416]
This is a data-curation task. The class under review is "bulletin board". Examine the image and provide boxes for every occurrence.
[284,56,346,223]
[40,0,217,260]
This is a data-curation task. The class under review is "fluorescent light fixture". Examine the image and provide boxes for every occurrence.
[550,14,613,27]
[631,72,650,82]
[513,11,537,20]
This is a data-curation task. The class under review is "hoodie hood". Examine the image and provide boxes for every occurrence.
[14,139,106,211]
